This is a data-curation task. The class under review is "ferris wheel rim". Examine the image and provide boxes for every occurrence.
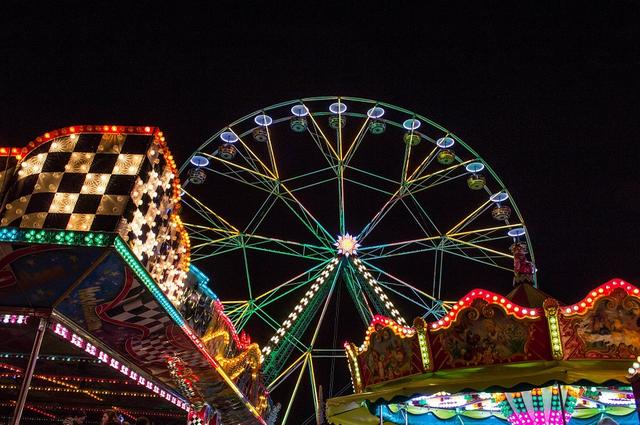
[179,95,536,268]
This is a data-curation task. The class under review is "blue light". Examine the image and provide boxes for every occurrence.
[220,131,238,143]
[490,191,509,203]
[402,118,421,130]
[189,155,209,167]
[465,162,485,173]
[190,264,210,286]
[254,114,273,126]
[507,227,526,237]
[436,137,455,148]
[367,107,385,119]
[291,105,309,117]
[329,102,347,114]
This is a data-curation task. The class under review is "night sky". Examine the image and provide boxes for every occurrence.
[2,0,639,420]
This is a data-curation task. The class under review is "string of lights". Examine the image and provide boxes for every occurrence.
[0,402,185,418]
[351,257,406,325]
[0,384,161,397]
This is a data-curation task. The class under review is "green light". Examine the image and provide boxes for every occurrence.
[0,227,114,247]
[114,238,185,327]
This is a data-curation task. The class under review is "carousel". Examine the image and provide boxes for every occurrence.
[0,126,273,424]
[327,264,640,424]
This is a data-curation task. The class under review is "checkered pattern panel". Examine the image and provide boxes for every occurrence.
[104,276,206,367]
[0,133,153,231]
[118,138,188,303]
[108,297,172,335]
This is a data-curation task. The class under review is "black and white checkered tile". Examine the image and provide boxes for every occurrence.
[1,132,152,231]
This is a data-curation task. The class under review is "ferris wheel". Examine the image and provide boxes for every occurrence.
[179,96,535,422]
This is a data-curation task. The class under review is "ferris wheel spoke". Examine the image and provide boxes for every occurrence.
[181,189,240,234]
[357,236,441,260]
[197,164,276,196]
[357,189,403,242]
[202,152,277,188]
[263,125,280,179]
[342,113,371,166]
[445,200,493,235]
[407,159,472,186]
[242,235,333,260]
[358,258,440,304]
[273,182,335,246]
[444,236,513,260]
[357,157,452,243]
[336,106,347,234]
[399,196,440,238]
[400,134,414,184]
[406,145,439,182]
[228,129,279,179]
[280,166,337,194]
[306,112,340,161]
[342,177,395,196]
[448,223,523,240]
[440,246,513,272]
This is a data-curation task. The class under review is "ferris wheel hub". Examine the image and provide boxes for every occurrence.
[335,233,360,257]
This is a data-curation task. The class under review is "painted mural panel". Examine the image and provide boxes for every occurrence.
[561,288,640,359]
[430,299,550,369]
[357,324,422,387]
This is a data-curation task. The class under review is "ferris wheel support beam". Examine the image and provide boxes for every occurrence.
[262,261,342,382]
[281,268,340,425]
[281,352,311,425]
[266,350,308,392]
[252,306,309,353]
[350,258,407,325]
[342,266,375,325]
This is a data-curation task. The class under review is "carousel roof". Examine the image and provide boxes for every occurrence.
[328,278,640,425]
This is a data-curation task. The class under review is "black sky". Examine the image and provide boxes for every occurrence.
[2,0,640,419]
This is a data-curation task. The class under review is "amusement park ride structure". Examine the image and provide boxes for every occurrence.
[0,96,635,425]
[179,96,536,422]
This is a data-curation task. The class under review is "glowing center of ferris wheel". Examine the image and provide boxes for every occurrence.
[335,233,360,257]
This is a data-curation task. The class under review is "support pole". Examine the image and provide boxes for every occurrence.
[556,382,568,425]
[11,317,48,425]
